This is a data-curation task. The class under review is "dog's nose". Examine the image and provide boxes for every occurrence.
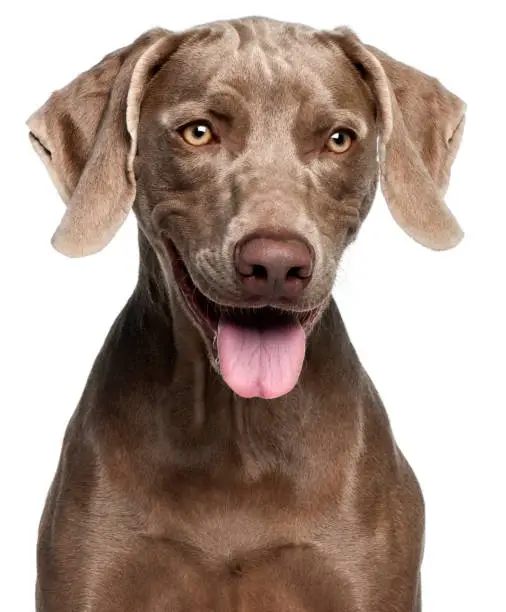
[235,235,314,300]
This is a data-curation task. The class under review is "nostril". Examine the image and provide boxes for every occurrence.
[251,264,268,280]
[287,266,309,280]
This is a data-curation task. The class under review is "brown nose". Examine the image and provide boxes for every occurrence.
[235,235,314,301]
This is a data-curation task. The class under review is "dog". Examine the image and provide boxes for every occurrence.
[27,16,465,611]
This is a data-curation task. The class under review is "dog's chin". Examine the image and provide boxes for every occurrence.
[165,243,326,400]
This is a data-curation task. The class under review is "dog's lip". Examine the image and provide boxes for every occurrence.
[165,241,321,336]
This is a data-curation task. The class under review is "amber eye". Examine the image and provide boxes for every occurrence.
[325,130,354,154]
[180,122,215,146]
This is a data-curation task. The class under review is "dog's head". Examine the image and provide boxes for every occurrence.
[28,18,465,399]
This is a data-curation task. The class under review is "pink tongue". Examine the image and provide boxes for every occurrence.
[217,319,306,399]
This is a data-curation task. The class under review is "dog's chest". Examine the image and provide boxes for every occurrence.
[98,406,367,608]
[132,516,355,611]
[130,473,357,609]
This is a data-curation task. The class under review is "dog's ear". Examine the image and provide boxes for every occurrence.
[333,28,466,250]
[27,29,180,257]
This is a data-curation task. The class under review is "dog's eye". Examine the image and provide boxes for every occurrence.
[325,130,355,154]
[180,122,215,146]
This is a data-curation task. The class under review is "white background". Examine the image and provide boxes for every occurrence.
[1,1,505,610]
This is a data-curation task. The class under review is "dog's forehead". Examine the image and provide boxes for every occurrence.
[146,19,371,116]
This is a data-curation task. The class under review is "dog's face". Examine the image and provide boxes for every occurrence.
[27,18,465,399]
[136,25,376,308]
[134,24,378,396]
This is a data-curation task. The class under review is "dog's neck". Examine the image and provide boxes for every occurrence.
[87,231,367,479]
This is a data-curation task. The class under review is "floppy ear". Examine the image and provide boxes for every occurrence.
[333,28,466,250]
[27,28,180,257]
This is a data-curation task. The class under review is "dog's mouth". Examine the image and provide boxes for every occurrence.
[167,243,321,399]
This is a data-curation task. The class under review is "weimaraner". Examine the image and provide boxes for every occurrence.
[27,16,465,611]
